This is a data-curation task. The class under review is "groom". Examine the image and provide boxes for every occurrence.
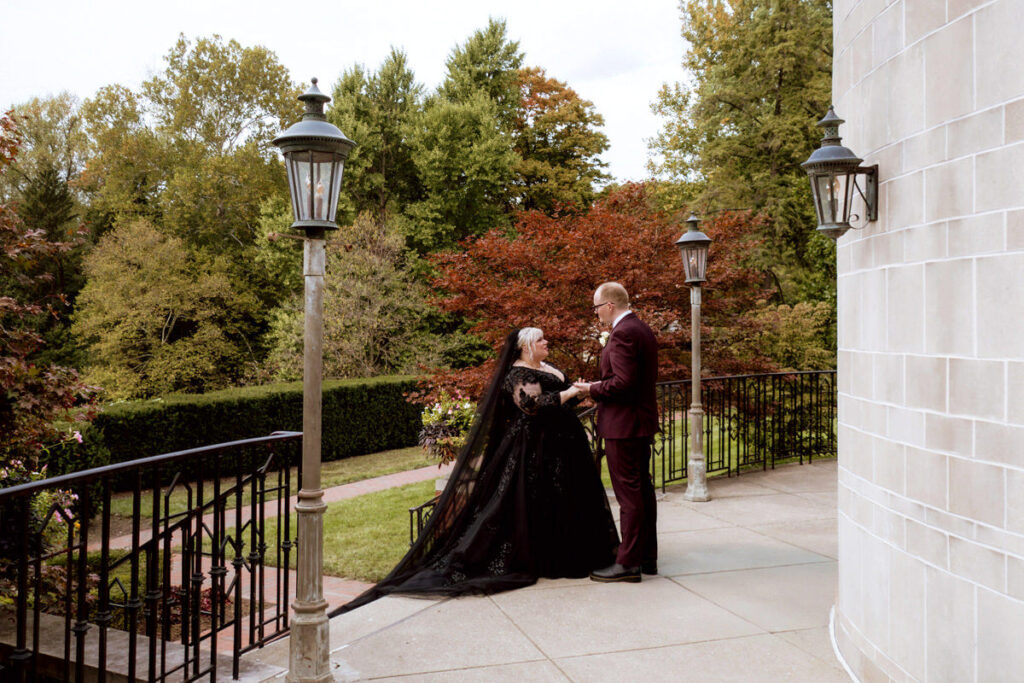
[575,282,658,583]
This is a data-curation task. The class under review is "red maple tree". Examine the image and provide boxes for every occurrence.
[427,183,777,399]
[0,111,97,470]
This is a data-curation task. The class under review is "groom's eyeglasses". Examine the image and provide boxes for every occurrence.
[592,301,612,312]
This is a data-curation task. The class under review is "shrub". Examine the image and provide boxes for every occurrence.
[418,390,476,465]
[43,376,423,478]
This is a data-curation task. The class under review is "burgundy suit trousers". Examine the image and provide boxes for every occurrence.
[605,437,657,567]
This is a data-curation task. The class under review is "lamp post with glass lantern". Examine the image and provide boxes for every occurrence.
[675,214,712,502]
[272,78,354,683]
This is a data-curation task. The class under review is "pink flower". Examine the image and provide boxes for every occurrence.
[73,430,83,444]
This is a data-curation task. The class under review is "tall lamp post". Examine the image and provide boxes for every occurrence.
[273,78,354,683]
[675,214,712,502]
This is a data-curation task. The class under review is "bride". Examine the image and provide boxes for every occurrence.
[335,328,619,612]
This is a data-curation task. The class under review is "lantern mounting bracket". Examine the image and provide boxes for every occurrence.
[852,164,878,223]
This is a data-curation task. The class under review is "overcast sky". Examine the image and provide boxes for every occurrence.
[0,0,687,183]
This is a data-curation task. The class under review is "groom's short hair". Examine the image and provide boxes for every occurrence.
[596,282,629,308]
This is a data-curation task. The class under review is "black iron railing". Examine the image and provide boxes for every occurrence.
[410,370,837,538]
[583,370,837,491]
[0,431,302,682]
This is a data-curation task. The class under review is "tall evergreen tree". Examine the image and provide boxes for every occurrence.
[650,0,833,300]
[403,92,516,253]
[439,18,524,129]
[329,49,424,226]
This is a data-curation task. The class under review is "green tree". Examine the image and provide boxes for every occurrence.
[0,93,88,203]
[650,0,833,300]
[403,92,516,252]
[264,214,448,380]
[73,219,261,398]
[328,49,424,226]
[439,18,524,129]
[79,84,165,230]
[74,35,303,391]
[512,67,610,213]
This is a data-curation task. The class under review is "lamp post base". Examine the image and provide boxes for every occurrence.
[287,601,334,683]
[683,457,709,502]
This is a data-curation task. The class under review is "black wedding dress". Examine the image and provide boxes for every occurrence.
[332,331,619,614]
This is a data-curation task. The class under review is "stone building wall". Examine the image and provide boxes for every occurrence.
[832,0,1024,680]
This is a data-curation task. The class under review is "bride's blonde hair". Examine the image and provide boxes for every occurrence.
[517,327,544,361]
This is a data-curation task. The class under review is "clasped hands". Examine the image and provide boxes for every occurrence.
[573,379,594,396]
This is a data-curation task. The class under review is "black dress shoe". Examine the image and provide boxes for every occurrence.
[589,563,641,583]
[641,561,658,575]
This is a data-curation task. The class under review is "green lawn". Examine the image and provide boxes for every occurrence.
[263,479,435,583]
[108,446,434,520]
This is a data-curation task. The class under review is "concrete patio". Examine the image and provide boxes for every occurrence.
[250,458,849,682]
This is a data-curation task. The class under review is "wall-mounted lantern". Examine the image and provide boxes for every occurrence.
[801,106,878,240]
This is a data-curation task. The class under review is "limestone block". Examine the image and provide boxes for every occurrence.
[906,518,949,568]
[977,587,1024,681]
[976,253,1024,357]
[947,212,1006,258]
[904,223,947,263]
[950,536,1007,592]
[873,1,904,67]
[850,350,875,401]
[950,358,1005,421]
[861,533,892,650]
[872,352,904,404]
[976,0,1024,109]
[924,17,974,127]
[888,549,927,680]
[872,231,906,269]
[1009,362,1024,425]
[974,421,1024,468]
[1009,554,1024,600]
[1008,468,1024,535]
[947,106,1004,159]
[925,567,976,682]
[1008,209,1024,250]
[905,354,947,412]
[887,265,924,352]
[901,126,946,173]
[925,156,973,221]
[863,268,890,352]
[905,0,947,44]
[905,447,949,510]
[924,413,974,457]
[1006,98,1024,143]
[888,406,925,447]
[874,437,906,494]
[977,142,1024,213]
[949,456,1006,527]
[924,258,974,355]
[885,170,925,229]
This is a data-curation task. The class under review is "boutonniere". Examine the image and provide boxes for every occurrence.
[599,331,610,347]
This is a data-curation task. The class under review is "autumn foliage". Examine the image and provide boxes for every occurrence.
[0,112,96,466]
[427,183,777,399]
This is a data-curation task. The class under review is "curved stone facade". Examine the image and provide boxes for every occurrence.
[833,0,1024,680]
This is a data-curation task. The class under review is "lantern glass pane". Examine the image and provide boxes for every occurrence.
[815,173,848,225]
[284,150,339,222]
[682,244,708,283]
[327,159,345,222]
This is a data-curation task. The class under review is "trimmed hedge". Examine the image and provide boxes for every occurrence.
[47,376,423,476]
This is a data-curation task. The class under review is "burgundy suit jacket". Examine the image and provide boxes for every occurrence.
[590,312,659,439]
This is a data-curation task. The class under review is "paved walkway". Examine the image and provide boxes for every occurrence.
[248,459,849,682]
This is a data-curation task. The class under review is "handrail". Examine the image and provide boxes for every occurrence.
[0,430,302,501]
[0,430,303,682]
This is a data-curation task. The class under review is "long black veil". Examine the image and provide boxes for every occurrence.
[330,330,523,615]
